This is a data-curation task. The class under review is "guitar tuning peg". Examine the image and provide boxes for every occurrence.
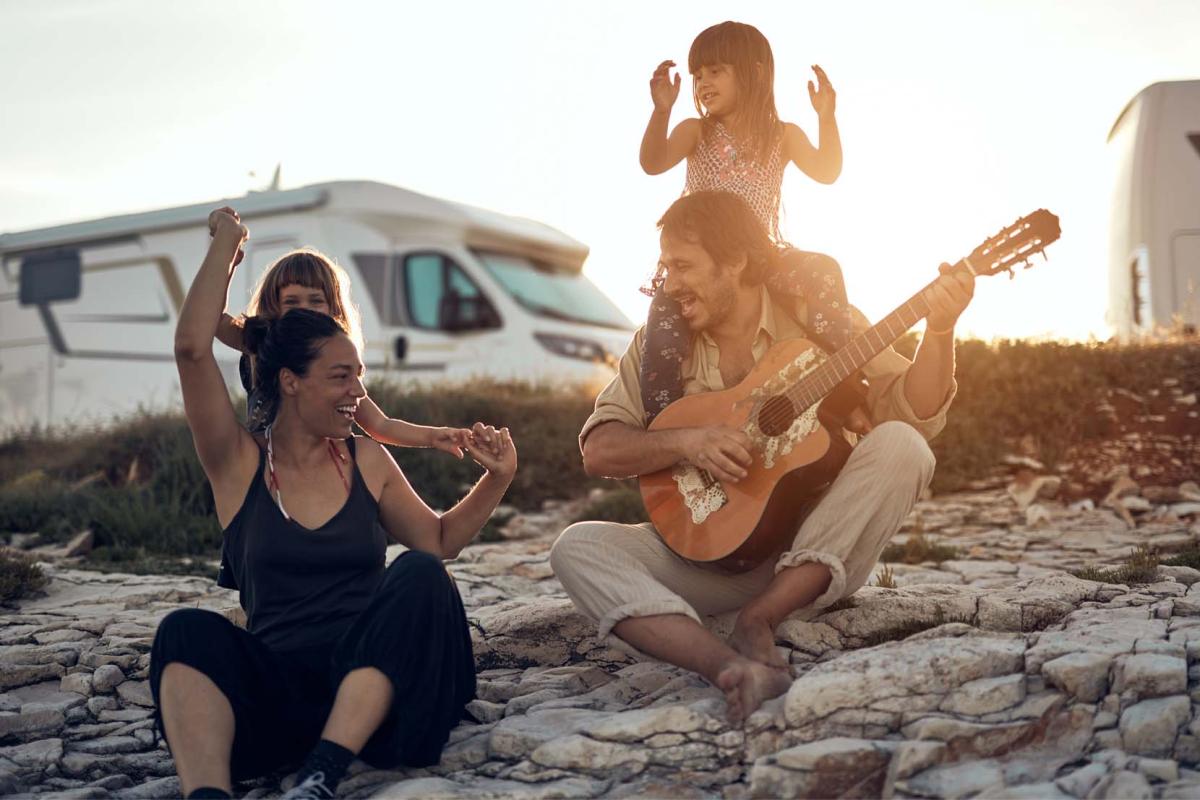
[1007,267,1016,280]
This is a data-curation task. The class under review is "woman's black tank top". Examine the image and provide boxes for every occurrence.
[216,436,389,652]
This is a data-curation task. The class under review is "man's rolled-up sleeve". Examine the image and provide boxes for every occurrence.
[850,308,956,442]
[579,327,648,452]
[864,359,957,441]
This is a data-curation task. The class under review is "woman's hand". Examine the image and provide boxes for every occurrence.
[430,426,473,459]
[808,64,836,119]
[650,59,681,112]
[464,422,516,480]
[208,206,248,267]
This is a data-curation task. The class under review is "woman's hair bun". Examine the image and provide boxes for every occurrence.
[241,315,273,357]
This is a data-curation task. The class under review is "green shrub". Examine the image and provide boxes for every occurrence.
[0,482,81,540]
[1,341,1195,571]
[880,532,959,565]
[0,550,49,603]
[929,339,1200,492]
[368,378,600,511]
[573,484,648,524]
[82,487,222,558]
[1072,544,1160,585]
[1162,548,1200,571]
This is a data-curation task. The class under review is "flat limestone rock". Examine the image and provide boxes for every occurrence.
[4,482,1199,798]
[784,636,1024,727]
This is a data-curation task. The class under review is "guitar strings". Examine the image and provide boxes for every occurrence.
[749,225,1053,437]
[755,283,940,434]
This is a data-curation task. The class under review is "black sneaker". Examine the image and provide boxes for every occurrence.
[280,771,335,800]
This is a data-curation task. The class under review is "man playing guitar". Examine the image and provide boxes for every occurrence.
[551,191,975,723]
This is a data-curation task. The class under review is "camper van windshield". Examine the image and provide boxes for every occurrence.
[478,252,633,330]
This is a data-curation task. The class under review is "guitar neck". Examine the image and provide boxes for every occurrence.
[788,259,968,409]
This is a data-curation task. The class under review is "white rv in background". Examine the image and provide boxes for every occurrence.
[1107,80,1200,339]
[0,181,634,432]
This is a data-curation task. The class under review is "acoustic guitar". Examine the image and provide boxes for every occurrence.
[639,210,1062,571]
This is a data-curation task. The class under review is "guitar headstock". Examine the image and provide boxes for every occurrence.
[964,209,1061,278]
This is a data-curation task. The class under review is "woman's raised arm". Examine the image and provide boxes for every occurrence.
[367,424,516,560]
[174,208,257,487]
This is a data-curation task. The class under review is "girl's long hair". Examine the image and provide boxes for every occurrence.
[245,248,363,351]
[688,21,782,165]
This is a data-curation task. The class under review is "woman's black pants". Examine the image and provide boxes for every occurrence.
[149,551,476,781]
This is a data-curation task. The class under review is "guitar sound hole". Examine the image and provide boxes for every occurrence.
[758,395,796,437]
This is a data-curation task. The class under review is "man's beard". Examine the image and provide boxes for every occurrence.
[691,275,738,332]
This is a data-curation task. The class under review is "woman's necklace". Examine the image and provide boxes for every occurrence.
[265,425,350,521]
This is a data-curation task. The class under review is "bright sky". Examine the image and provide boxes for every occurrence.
[3,0,1198,340]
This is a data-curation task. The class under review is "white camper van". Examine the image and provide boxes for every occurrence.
[0,181,635,432]
[1107,79,1200,339]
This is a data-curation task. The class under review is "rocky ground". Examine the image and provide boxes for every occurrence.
[3,467,1200,798]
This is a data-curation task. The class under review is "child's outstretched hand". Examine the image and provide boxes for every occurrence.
[650,59,681,112]
[464,423,517,480]
[431,427,473,459]
[808,64,836,118]
[208,206,248,267]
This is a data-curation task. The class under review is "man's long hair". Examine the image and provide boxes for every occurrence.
[657,191,778,285]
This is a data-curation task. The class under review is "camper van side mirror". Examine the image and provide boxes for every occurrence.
[19,250,82,305]
[394,335,408,361]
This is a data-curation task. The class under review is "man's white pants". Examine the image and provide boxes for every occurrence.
[551,421,936,643]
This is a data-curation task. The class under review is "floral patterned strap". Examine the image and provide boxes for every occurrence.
[639,248,855,424]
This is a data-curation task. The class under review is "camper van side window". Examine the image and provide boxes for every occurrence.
[351,253,391,323]
[405,254,445,329]
[402,252,497,331]
[19,250,82,305]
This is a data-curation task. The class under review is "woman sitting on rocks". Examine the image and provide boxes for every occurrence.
[151,207,517,800]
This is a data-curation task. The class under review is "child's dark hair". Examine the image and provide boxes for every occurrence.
[688,21,782,164]
[242,309,347,425]
[657,191,778,286]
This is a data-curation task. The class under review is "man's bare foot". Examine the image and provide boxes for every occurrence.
[730,613,787,669]
[716,657,793,725]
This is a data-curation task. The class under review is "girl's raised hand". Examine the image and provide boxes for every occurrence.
[464,423,517,480]
[807,64,836,118]
[207,206,248,267]
[650,60,682,112]
[431,426,473,460]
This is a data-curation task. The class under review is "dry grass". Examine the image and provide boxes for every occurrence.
[880,532,959,565]
[1161,547,1200,571]
[1,338,1195,572]
[1071,544,1160,585]
[0,549,49,603]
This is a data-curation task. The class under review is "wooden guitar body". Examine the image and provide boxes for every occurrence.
[639,338,851,571]
[637,208,1061,572]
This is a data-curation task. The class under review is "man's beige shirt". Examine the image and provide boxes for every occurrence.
[580,287,956,450]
